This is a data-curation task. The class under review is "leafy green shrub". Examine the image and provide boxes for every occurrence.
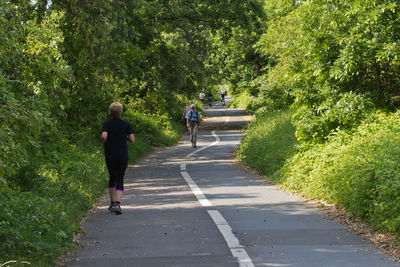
[237,110,298,178]
[228,91,252,109]
[247,83,293,114]
[0,86,53,187]
[256,0,400,143]
[281,111,400,234]
[123,110,183,147]
[292,90,373,143]
[0,138,107,265]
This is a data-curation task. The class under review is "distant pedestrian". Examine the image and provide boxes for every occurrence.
[101,102,135,215]
[220,92,225,106]
[207,92,213,106]
[186,104,200,148]
[182,101,191,135]
[199,91,205,103]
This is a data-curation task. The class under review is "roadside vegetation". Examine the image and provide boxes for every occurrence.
[0,0,264,265]
[227,91,252,109]
[229,1,400,238]
[281,111,400,234]
[4,0,400,264]
[237,110,297,179]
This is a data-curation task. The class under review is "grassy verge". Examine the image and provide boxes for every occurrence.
[0,112,184,266]
[280,111,400,235]
[237,109,298,179]
[0,138,108,266]
[227,91,252,109]
[239,109,400,236]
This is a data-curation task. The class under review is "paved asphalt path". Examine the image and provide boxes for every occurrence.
[68,102,399,267]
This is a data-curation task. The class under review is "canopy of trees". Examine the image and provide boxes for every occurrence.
[249,0,400,143]
[0,0,265,183]
[0,0,264,264]
[2,0,400,264]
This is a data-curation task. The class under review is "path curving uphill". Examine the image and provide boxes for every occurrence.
[68,102,398,267]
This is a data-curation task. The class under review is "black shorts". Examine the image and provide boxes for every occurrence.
[106,160,128,191]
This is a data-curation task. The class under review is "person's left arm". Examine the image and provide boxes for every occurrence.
[127,122,136,143]
[182,107,186,119]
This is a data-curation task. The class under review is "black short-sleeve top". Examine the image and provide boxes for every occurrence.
[101,119,134,161]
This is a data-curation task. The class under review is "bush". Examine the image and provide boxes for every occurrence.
[280,111,400,234]
[124,110,183,147]
[237,109,298,179]
[228,91,252,109]
[292,90,373,143]
[246,79,293,114]
[0,138,107,265]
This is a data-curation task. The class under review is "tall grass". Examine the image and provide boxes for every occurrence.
[227,91,252,109]
[237,110,298,179]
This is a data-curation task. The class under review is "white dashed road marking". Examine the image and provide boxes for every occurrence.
[187,130,220,157]
[208,210,255,267]
[181,171,212,207]
[181,125,254,267]
[180,164,186,171]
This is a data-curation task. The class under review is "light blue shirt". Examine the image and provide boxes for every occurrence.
[187,110,200,122]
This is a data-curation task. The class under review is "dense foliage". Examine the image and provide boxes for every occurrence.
[281,111,400,234]
[236,0,400,239]
[4,0,400,263]
[0,0,264,265]
[256,0,400,142]
[237,110,297,177]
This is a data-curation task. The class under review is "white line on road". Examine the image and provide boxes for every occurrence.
[187,130,220,157]
[180,164,186,171]
[181,171,212,207]
[181,128,255,267]
[208,210,255,267]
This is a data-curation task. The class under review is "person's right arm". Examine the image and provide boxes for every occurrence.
[186,110,191,127]
[101,131,107,145]
[182,107,186,119]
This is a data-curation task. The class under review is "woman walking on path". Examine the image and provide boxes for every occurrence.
[186,104,201,148]
[182,101,191,136]
[101,102,135,215]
